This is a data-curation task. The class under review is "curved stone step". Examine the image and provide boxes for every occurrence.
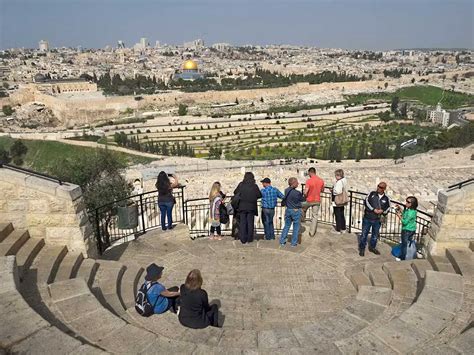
[446,248,473,277]
[74,258,99,286]
[0,256,104,354]
[14,237,45,279]
[54,252,84,282]
[364,263,391,288]
[0,230,29,256]
[382,261,418,301]
[0,222,13,242]
[428,254,456,274]
[91,260,127,317]
[23,245,69,285]
[118,263,144,310]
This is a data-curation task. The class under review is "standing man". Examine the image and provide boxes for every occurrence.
[260,177,285,240]
[303,167,325,237]
[358,182,391,256]
[280,177,306,247]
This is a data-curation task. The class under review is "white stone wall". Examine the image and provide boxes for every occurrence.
[0,168,97,257]
[427,183,474,254]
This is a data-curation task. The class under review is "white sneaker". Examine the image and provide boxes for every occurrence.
[395,257,401,261]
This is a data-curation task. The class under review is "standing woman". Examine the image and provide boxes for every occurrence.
[156,171,178,231]
[395,196,418,260]
[234,172,262,244]
[332,169,348,234]
[209,181,223,240]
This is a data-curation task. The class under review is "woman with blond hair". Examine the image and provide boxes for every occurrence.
[209,181,223,240]
[178,269,220,329]
[332,169,348,234]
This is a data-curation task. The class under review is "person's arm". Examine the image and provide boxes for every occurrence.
[365,193,375,211]
[299,190,306,202]
[382,197,391,215]
[256,185,263,199]
[277,189,285,199]
[320,180,325,193]
[303,183,309,197]
[333,180,343,195]
[170,174,179,188]
[234,183,241,195]
[201,290,210,310]
[161,289,180,297]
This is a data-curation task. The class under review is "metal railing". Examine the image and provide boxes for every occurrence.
[0,162,63,185]
[90,185,432,254]
[91,186,185,253]
[447,178,474,191]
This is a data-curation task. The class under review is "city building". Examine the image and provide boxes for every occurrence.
[38,40,49,52]
[117,40,125,49]
[428,103,450,127]
[33,76,97,94]
[140,38,148,49]
[173,59,204,81]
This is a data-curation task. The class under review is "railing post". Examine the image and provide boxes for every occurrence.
[348,190,353,234]
[95,209,103,255]
[181,186,186,223]
[139,194,146,234]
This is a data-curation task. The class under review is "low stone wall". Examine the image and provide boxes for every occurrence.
[427,182,474,254]
[0,167,97,257]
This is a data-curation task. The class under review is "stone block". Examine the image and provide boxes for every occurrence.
[69,309,126,343]
[450,327,474,353]
[10,326,83,354]
[54,293,102,322]
[345,299,386,323]
[140,337,196,355]
[325,310,368,337]
[399,302,455,334]
[356,286,392,306]
[70,344,106,355]
[257,328,300,349]
[0,169,27,187]
[97,324,155,354]
[417,286,463,314]
[27,199,50,213]
[180,327,223,347]
[218,329,257,349]
[0,290,49,348]
[455,215,474,228]
[7,200,28,212]
[49,199,69,213]
[0,255,19,293]
[423,270,463,293]
[24,176,58,197]
[335,333,398,354]
[56,183,83,201]
[348,272,371,291]
[49,278,90,302]
[411,259,433,280]
[291,323,336,347]
[373,318,429,353]
[46,226,84,245]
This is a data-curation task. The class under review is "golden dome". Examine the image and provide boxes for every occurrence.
[183,59,198,70]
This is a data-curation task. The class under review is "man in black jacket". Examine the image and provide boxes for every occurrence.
[359,182,391,256]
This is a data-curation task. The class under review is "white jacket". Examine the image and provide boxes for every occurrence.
[332,177,347,206]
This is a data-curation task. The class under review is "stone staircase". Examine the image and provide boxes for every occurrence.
[0,221,473,354]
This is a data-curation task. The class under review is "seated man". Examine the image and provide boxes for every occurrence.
[142,263,180,314]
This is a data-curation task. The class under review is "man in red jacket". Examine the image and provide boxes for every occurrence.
[303,167,325,237]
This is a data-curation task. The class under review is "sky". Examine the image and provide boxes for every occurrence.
[0,0,472,50]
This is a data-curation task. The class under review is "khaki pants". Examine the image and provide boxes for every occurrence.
[302,202,320,237]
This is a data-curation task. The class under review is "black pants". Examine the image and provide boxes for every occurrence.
[239,212,255,244]
[206,304,219,327]
[166,286,180,313]
[333,206,346,231]
[210,225,221,235]
[232,214,240,240]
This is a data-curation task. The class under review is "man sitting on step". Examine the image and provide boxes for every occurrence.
[142,263,180,314]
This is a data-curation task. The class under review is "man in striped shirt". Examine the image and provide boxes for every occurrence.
[260,178,285,240]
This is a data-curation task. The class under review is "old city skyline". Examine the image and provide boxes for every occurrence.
[1,0,473,50]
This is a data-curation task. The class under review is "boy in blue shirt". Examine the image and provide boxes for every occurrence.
[142,263,180,314]
[260,177,285,240]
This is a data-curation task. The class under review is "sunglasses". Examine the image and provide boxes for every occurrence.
[377,185,386,189]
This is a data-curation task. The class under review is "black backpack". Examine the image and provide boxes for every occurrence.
[219,203,230,224]
[135,282,159,317]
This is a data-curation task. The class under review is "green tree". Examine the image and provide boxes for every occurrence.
[178,104,188,116]
[10,140,28,163]
[0,147,11,164]
[390,97,399,113]
[49,149,131,211]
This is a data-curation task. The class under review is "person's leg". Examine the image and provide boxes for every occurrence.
[239,212,248,243]
[206,304,219,327]
[262,208,270,240]
[268,208,275,239]
[167,202,174,229]
[216,225,222,235]
[247,213,255,242]
[291,209,302,246]
[210,225,216,236]
[158,203,167,230]
[369,220,381,250]
[400,230,409,260]
[166,286,179,313]
[232,214,240,240]
[334,206,343,231]
[359,218,370,251]
[340,206,346,231]
[279,209,292,245]
[308,204,317,237]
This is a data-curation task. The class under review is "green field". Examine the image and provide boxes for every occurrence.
[0,137,154,174]
[345,85,474,109]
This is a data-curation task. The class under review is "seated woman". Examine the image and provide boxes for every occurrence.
[178,269,220,328]
[142,263,180,314]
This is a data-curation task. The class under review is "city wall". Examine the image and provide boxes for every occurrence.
[427,183,474,254]
[0,168,97,258]
[6,80,383,126]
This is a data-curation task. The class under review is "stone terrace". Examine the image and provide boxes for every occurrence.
[1,220,472,354]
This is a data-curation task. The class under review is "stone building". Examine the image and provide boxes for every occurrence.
[34,78,97,95]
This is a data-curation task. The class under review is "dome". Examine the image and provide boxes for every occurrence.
[183,60,198,71]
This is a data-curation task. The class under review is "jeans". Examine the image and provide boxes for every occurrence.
[400,230,416,260]
[279,208,302,246]
[333,206,346,231]
[158,202,174,230]
[261,208,276,240]
[359,217,381,250]
[239,212,255,244]
[302,202,320,236]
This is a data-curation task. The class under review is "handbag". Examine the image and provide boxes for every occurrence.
[405,240,417,260]
[334,185,349,206]
[230,191,241,211]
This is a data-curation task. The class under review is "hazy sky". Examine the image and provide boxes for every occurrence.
[1,0,472,50]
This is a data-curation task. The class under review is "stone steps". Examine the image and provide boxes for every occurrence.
[0,255,105,354]
[54,252,84,282]
[446,248,473,277]
[14,237,45,279]
[0,229,30,256]
[428,254,457,274]
[0,222,14,242]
